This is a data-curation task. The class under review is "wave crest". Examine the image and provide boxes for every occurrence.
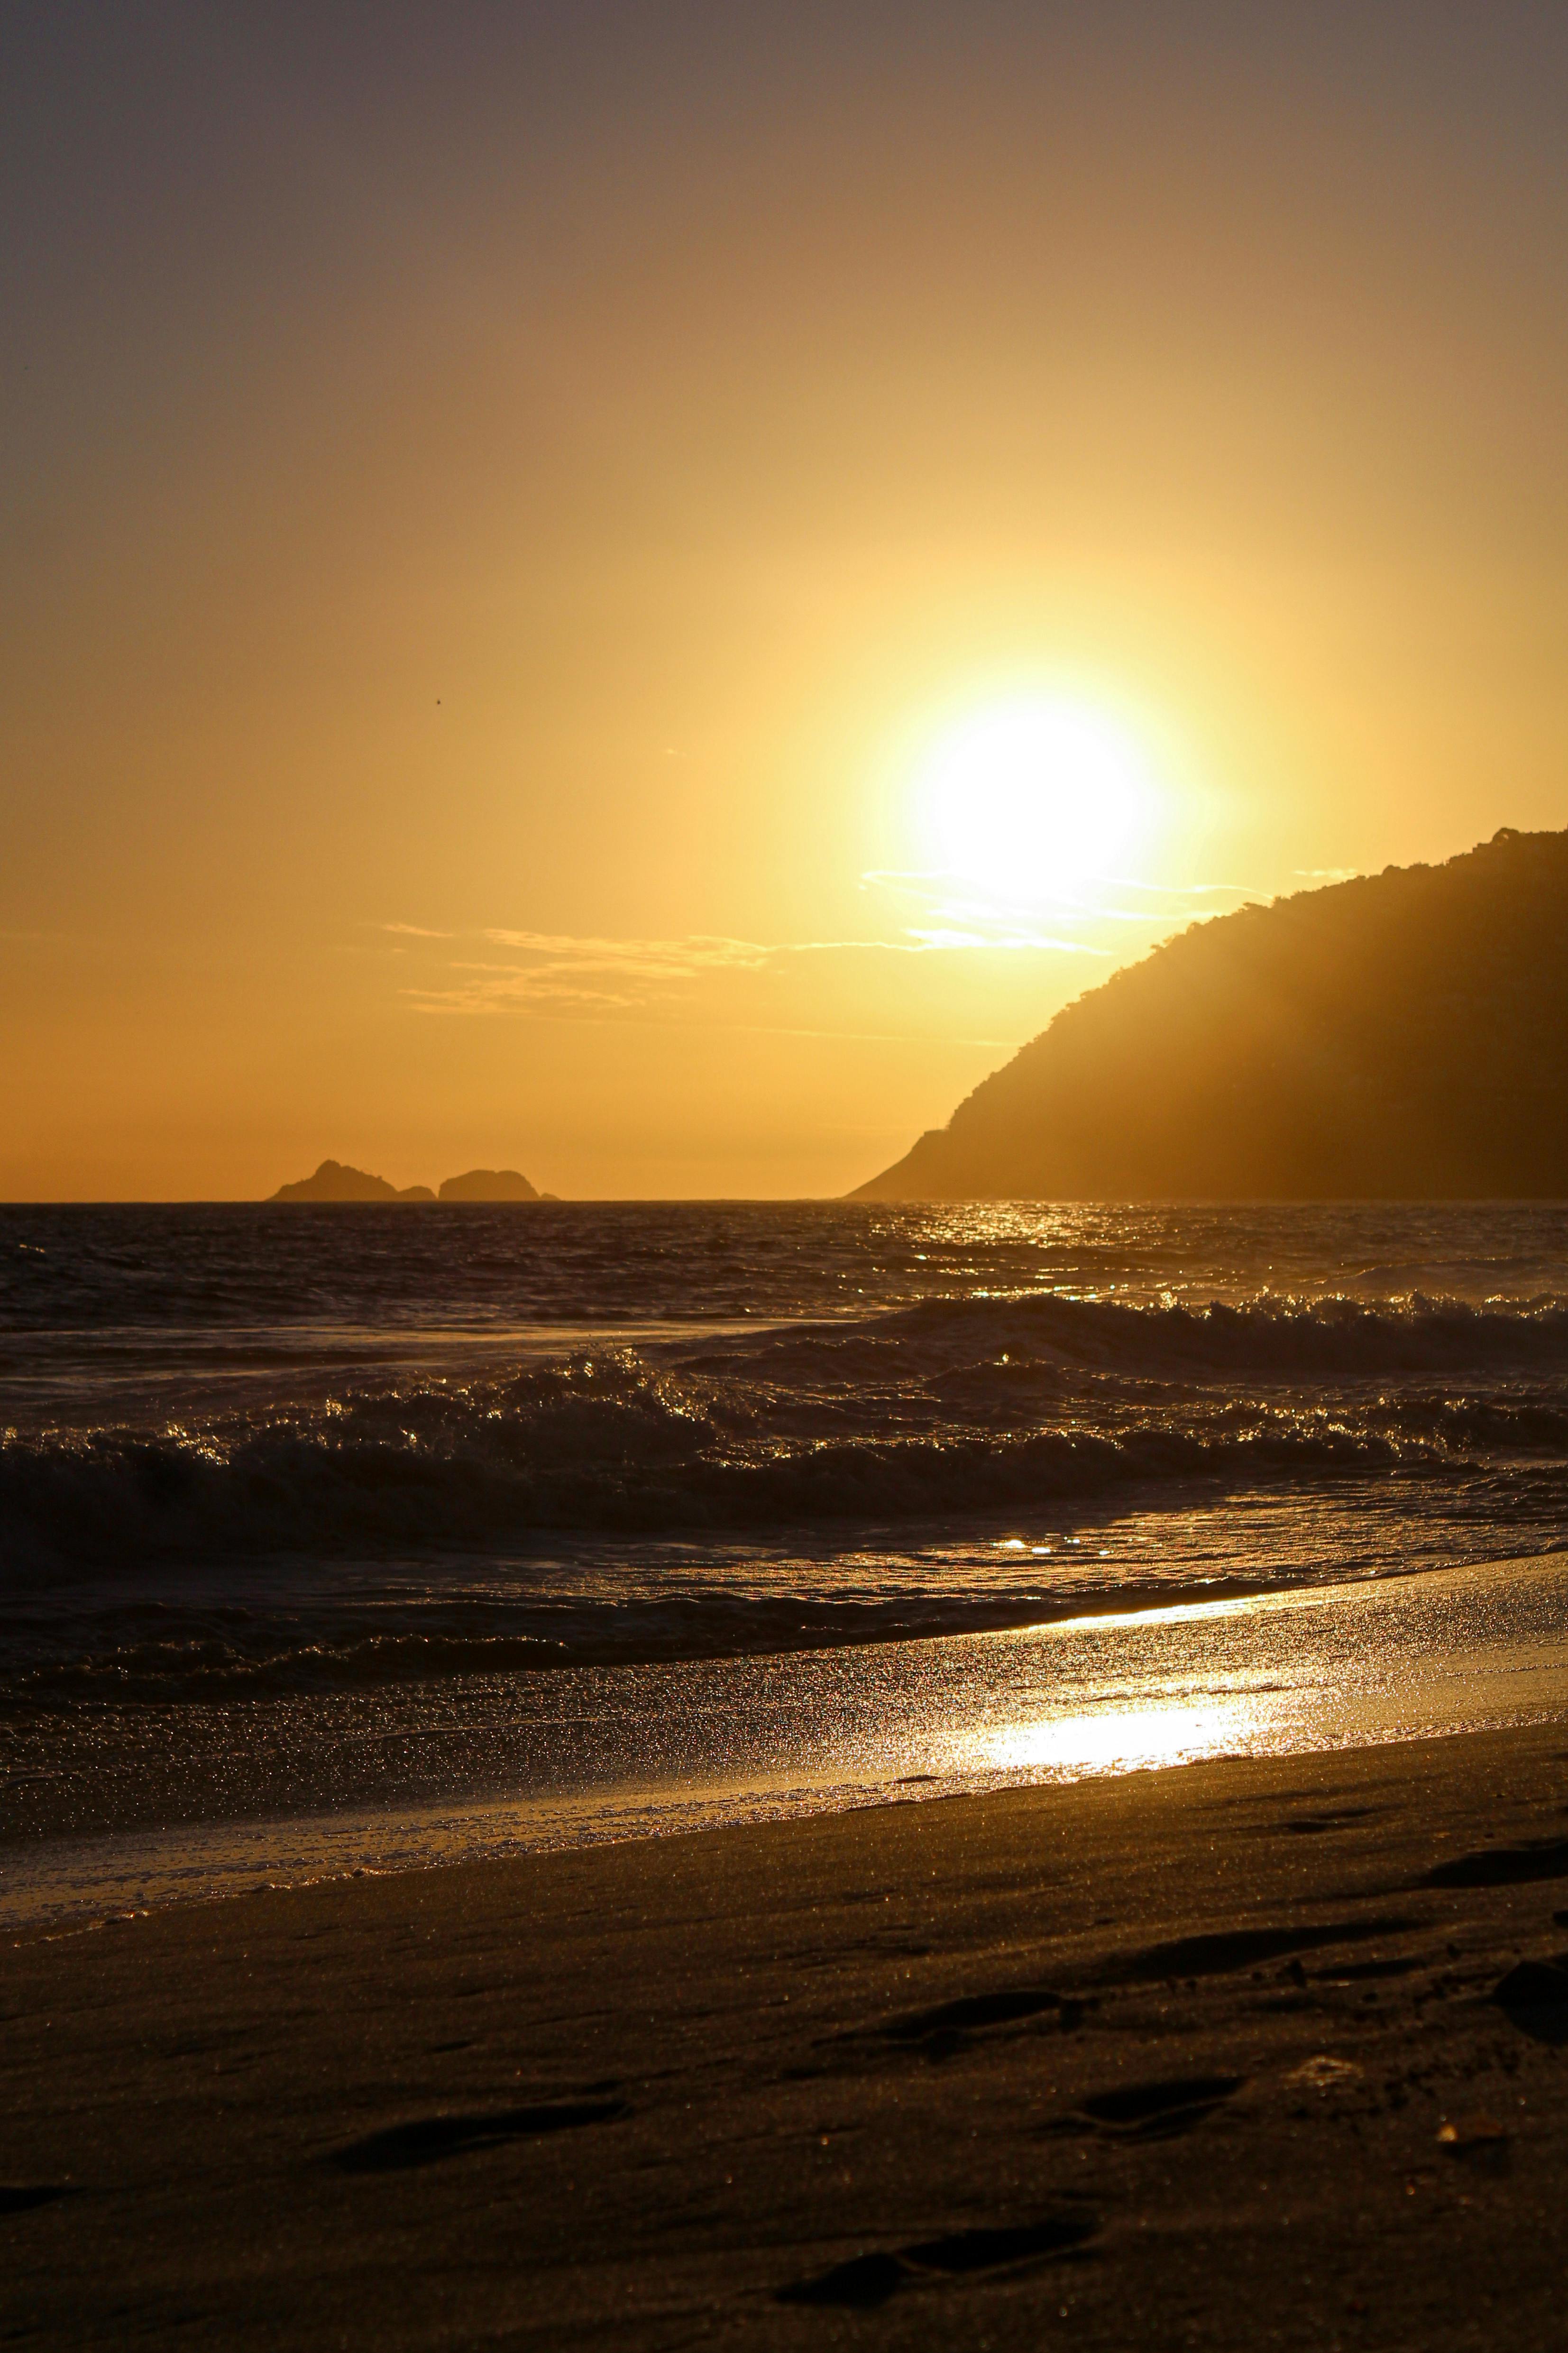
[6,1292,1568,1574]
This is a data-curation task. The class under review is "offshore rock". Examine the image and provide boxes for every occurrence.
[438,1168,541,1202]
[270,1159,433,1203]
[269,1161,542,1203]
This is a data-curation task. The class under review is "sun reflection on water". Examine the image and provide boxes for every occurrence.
[959,1612,1310,1782]
[973,1703,1237,1777]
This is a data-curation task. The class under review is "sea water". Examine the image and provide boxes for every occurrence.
[5,1200,1568,1915]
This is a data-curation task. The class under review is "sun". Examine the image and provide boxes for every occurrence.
[913,696,1155,900]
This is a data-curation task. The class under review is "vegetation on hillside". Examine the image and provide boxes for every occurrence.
[853,828,1568,1199]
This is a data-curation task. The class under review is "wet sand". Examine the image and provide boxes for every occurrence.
[7,1719,1568,2346]
[11,1551,1568,1923]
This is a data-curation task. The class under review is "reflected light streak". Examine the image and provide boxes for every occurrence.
[971,1694,1289,1779]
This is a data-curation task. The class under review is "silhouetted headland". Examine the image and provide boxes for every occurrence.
[270,1159,549,1202]
[853,827,1568,1200]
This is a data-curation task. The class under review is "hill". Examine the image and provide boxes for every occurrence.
[851,827,1568,1200]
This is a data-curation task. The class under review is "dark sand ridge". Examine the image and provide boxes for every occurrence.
[7,1720,1568,2346]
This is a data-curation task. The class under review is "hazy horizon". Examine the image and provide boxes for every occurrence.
[7,2,1568,1199]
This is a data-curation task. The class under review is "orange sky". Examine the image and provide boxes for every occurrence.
[4,3,1567,1198]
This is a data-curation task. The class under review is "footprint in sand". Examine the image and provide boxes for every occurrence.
[778,2214,1098,2307]
[1121,1918,1416,1982]
[1491,1957,1568,2044]
[873,1985,1089,2064]
[328,2097,626,2173]
[1424,1837,1568,1889]
[885,1986,1084,2043]
[1071,2075,1244,2140]
[0,2186,76,2216]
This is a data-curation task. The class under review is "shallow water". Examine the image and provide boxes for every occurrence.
[8,1552,1568,1925]
[6,1200,1568,1911]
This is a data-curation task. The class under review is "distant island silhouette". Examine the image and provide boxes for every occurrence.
[438,1168,541,1202]
[852,827,1568,1200]
[271,1160,549,1203]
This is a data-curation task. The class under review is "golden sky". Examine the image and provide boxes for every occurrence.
[4,2,1567,1198]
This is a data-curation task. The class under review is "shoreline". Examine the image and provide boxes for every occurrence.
[8,1719,1568,2345]
[9,1548,1568,1928]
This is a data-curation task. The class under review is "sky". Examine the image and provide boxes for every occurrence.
[4,0,1567,1200]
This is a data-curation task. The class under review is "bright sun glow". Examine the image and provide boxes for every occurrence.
[915,696,1155,899]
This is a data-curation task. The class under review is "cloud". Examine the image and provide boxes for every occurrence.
[859,868,1265,933]
[400,928,997,1016]
[481,928,777,979]
[904,925,1112,955]
[379,875,1250,1026]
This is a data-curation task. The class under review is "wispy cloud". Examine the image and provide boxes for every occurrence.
[903,925,1112,955]
[376,872,1256,1025]
[1104,876,1274,901]
[382,916,1100,1020]
[479,929,774,985]
[860,867,1265,935]
[398,927,1055,1016]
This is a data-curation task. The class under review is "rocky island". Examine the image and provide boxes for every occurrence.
[853,826,1568,1200]
[437,1167,540,1201]
[270,1160,546,1202]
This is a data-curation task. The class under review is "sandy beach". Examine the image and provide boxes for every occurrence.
[7,1717,1568,2347]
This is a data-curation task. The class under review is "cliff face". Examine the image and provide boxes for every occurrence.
[852,827,1568,1202]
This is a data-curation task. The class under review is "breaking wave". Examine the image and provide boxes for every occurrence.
[6,1292,1568,1578]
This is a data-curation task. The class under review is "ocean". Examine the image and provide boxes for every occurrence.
[6,1199,1568,1915]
